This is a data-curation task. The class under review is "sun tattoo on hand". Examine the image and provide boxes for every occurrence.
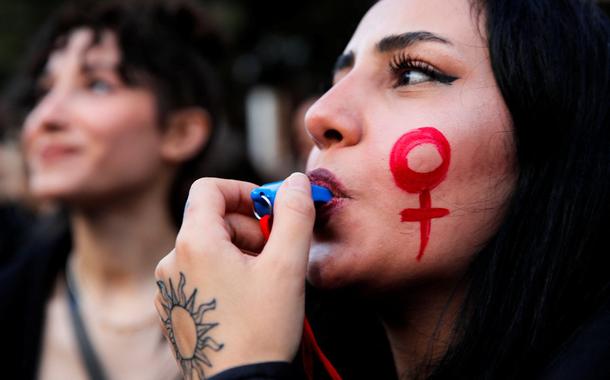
[157,273,224,380]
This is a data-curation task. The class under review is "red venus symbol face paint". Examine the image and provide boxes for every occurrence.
[389,127,451,261]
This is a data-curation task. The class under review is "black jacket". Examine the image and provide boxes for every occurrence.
[0,214,70,379]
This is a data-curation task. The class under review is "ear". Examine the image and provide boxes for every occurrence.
[160,108,211,163]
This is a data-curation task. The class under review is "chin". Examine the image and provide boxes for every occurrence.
[307,243,356,290]
[307,262,383,299]
[29,184,63,200]
[307,269,345,291]
[29,176,79,202]
[308,252,336,288]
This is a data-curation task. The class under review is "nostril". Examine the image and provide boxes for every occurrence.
[323,129,343,142]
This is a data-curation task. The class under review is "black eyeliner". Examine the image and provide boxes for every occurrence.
[390,51,458,86]
[433,72,458,84]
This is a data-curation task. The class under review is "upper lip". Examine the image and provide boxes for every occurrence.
[307,168,350,199]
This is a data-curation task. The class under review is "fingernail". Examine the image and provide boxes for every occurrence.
[283,172,310,192]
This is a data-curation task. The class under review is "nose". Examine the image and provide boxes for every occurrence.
[304,78,363,150]
[23,89,70,138]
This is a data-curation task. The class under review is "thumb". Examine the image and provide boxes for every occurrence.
[261,172,315,268]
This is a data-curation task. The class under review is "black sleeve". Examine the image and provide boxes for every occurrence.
[209,362,296,380]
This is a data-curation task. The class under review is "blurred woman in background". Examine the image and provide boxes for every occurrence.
[0,1,242,379]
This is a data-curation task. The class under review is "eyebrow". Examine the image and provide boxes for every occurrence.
[332,31,452,75]
[377,31,452,53]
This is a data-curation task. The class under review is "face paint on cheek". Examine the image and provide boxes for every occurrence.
[389,127,451,261]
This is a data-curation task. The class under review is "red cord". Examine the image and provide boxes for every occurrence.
[259,216,342,380]
[259,215,273,239]
[302,318,342,380]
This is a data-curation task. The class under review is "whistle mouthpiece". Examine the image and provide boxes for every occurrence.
[251,180,333,219]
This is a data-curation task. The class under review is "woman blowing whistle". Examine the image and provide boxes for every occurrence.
[155,0,610,379]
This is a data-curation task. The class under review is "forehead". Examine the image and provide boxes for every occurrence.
[45,28,121,74]
[346,0,484,54]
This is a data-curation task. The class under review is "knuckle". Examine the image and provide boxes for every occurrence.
[175,231,196,257]
[174,228,222,262]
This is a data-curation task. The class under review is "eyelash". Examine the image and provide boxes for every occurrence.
[389,52,457,87]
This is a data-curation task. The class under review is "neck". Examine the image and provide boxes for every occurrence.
[70,188,177,298]
[377,282,464,380]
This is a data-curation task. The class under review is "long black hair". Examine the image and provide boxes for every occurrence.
[429,1,610,378]
[6,0,227,226]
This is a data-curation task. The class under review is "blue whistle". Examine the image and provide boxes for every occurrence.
[251,180,333,220]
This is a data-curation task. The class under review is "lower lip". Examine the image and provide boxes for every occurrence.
[314,197,345,228]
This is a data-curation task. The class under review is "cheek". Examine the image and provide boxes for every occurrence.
[80,104,165,186]
[431,116,515,263]
[458,133,514,192]
[87,100,160,157]
[389,127,451,193]
[374,118,514,265]
[447,104,515,206]
[97,127,163,175]
[448,80,515,186]
[446,130,515,242]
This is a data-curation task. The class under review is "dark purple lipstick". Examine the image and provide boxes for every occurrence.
[307,168,350,227]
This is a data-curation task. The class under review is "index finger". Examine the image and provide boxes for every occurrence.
[184,178,258,220]
[177,178,259,257]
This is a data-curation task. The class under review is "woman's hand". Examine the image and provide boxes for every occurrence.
[154,173,315,379]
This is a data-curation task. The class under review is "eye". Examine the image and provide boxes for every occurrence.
[398,70,434,86]
[390,52,457,88]
[87,78,114,94]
